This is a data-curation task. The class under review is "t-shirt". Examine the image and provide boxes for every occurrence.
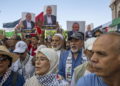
[77,74,108,86]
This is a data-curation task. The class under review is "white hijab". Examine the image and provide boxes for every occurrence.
[36,48,58,74]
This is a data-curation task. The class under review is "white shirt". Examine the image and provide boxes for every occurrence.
[12,55,35,80]
[47,15,52,24]
[26,21,32,29]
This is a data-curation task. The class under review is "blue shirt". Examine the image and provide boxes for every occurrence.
[0,71,25,86]
[58,50,83,79]
[77,74,108,86]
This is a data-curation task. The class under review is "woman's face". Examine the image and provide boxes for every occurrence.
[35,53,50,75]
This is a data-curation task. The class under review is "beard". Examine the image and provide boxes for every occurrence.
[71,47,79,53]
[52,44,62,51]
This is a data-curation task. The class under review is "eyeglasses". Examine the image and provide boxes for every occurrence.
[0,57,8,62]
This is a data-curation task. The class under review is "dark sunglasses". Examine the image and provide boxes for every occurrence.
[0,57,8,62]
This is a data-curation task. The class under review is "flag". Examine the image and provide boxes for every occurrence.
[3,19,20,28]
[35,12,44,34]
[35,12,44,23]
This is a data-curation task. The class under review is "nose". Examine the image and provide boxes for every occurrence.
[90,53,98,64]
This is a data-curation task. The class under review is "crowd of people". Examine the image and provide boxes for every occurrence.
[0,28,120,86]
[0,6,120,86]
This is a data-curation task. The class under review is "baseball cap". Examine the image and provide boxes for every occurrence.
[68,32,84,40]
[85,37,97,50]
[14,41,28,53]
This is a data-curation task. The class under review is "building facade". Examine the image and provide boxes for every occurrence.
[110,0,120,19]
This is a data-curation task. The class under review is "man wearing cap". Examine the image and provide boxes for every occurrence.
[58,32,84,83]
[71,37,96,86]
[12,41,35,80]
[0,45,25,86]
[77,32,120,86]
[51,33,65,61]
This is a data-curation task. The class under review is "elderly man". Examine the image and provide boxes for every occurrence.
[12,41,34,80]
[58,32,84,83]
[0,45,25,86]
[51,33,65,58]
[44,6,56,26]
[77,32,120,86]
[22,13,35,29]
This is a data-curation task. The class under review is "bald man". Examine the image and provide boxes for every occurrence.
[77,32,120,86]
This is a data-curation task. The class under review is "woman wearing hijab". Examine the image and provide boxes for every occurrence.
[24,48,68,86]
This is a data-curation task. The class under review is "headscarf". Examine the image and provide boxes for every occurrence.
[36,48,58,74]
[35,48,66,86]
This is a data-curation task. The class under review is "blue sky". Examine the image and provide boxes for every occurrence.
[0,0,111,30]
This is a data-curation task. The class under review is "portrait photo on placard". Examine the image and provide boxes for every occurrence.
[43,5,57,26]
[67,21,85,33]
[21,12,35,30]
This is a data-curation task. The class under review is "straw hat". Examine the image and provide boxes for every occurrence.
[0,45,18,62]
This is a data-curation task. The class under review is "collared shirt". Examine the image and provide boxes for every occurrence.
[26,21,32,29]
[58,49,84,79]
[77,74,108,86]
[47,15,52,24]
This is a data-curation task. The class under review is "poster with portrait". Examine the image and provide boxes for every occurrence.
[67,21,85,33]
[21,12,35,34]
[43,5,57,30]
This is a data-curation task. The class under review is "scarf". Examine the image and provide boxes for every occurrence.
[65,51,72,83]
[0,68,12,86]
[36,74,68,86]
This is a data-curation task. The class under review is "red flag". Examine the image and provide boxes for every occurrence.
[35,12,44,24]
[35,12,44,35]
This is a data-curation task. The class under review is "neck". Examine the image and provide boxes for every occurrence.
[102,73,120,86]
[72,52,78,60]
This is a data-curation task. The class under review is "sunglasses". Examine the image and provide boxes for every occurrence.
[0,57,8,62]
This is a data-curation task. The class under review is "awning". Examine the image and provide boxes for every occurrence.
[109,17,120,27]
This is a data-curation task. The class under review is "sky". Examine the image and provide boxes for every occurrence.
[0,0,112,30]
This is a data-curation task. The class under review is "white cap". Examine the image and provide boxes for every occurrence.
[14,41,28,53]
[54,33,64,40]
[85,37,97,50]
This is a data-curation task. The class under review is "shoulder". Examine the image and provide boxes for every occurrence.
[60,50,70,59]
[11,71,25,86]
[51,15,56,17]
[24,75,39,86]
[74,62,88,72]
[77,74,99,86]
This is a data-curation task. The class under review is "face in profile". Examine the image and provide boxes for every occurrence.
[91,35,120,77]
[46,6,52,15]
[35,52,50,75]
[72,23,80,32]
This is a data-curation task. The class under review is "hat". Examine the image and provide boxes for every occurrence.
[69,32,84,40]
[36,48,58,74]
[54,33,64,40]
[0,45,18,62]
[85,37,97,50]
[14,41,28,53]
